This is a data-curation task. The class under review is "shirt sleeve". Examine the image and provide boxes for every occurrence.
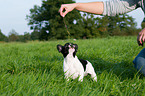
[103,0,139,16]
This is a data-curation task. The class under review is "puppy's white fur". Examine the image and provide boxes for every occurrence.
[63,48,97,82]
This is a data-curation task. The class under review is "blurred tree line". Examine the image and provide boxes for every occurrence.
[0,0,142,42]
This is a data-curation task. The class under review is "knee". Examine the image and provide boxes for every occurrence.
[133,56,145,75]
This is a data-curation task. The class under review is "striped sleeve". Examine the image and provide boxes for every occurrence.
[103,0,139,16]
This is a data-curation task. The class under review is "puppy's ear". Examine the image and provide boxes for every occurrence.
[57,45,63,52]
[74,44,78,52]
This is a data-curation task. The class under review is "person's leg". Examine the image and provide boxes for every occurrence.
[133,48,145,76]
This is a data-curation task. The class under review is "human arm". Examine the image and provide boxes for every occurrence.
[59,2,104,17]
[59,0,139,17]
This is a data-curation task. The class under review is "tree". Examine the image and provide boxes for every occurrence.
[31,30,40,40]
[96,14,137,36]
[76,13,101,39]
[24,32,31,41]
[26,0,82,40]
[0,29,7,41]
[8,29,19,42]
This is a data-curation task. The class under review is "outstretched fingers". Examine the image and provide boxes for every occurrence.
[59,5,66,17]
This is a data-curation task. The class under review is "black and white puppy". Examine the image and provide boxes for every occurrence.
[57,43,97,82]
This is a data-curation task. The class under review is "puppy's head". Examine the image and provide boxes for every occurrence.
[57,43,78,58]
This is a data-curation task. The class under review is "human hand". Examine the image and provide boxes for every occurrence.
[137,28,145,46]
[59,4,76,17]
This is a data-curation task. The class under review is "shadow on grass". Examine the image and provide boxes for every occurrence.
[34,55,144,81]
[89,57,145,81]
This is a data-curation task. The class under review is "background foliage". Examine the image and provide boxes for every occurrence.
[0,0,143,42]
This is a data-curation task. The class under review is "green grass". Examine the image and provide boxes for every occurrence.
[0,36,145,96]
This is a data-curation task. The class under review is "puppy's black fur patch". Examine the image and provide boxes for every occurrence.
[79,59,87,71]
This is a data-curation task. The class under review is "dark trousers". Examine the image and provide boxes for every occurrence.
[133,48,145,76]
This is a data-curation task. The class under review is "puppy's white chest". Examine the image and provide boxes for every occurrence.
[63,56,83,75]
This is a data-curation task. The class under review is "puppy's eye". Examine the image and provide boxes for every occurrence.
[65,46,69,49]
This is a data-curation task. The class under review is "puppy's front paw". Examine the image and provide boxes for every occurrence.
[78,77,83,82]
[93,77,97,82]
[78,79,83,82]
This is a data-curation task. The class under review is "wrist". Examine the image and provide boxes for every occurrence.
[72,3,78,9]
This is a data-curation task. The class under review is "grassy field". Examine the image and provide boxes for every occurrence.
[0,36,145,96]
